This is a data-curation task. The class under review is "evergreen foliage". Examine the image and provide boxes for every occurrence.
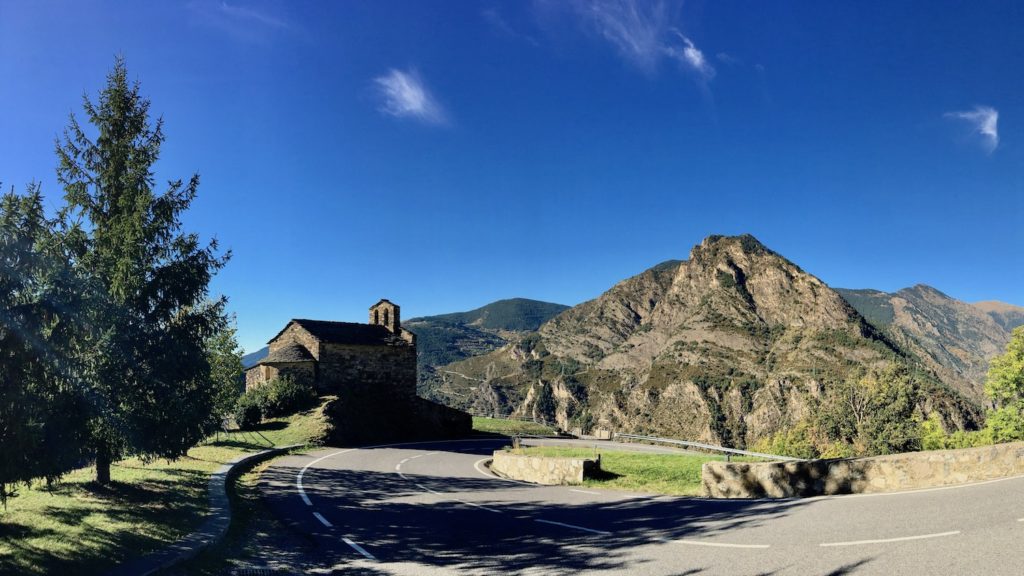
[0,185,93,504]
[54,58,229,482]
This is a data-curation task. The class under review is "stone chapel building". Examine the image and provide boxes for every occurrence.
[245,299,469,442]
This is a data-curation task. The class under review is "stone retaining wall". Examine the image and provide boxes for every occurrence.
[703,441,1024,498]
[490,450,599,485]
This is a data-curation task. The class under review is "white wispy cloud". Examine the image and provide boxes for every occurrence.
[575,0,668,71]
[945,105,999,153]
[187,1,291,42]
[665,30,714,81]
[564,0,714,83]
[218,1,289,29]
[373,69,446,125]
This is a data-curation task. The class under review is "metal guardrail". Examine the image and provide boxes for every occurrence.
[613,433,803,462]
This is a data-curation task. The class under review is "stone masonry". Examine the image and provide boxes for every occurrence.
[702,441,1024,498]
[244,299,470,443]
[490,450,601,485]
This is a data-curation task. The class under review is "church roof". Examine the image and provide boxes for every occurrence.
[258,343,315,365]
[269,319,404,346]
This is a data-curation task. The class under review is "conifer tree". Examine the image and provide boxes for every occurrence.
[0,184,92,502]
[56,58,229,483]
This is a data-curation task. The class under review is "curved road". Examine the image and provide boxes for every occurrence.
[260,438,1024,575]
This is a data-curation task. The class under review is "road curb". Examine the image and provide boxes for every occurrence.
[106,443,305,576]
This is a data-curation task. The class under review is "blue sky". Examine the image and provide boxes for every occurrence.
[2,1,1022,352]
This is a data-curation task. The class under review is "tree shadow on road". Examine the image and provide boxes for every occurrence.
[256,441,877,575]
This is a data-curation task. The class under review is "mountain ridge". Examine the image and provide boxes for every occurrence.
[422,234,978,447]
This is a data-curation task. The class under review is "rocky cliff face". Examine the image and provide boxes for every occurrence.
[424,235,980,447]
[837,286,1015,403]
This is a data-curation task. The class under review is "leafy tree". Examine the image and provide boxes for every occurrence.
[750,421,819,459]
[56,58,229,483]
[985,327,1024,409]
[207,321,245,422]
[816,362,921,456]
[982,327,1024,442]
[0,184,92,503]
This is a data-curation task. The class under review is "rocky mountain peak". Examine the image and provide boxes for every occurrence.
[690,234,776,263]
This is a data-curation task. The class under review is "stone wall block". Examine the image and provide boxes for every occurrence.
[703,441,1024,498]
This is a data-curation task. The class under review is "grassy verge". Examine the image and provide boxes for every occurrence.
[0,400,330,576]
[512,446,734,495]
[170,456,306,576]
[472,416,556,436]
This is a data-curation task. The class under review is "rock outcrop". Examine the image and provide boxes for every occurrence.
[424,235,981,447]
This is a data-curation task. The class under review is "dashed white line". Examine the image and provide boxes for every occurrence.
[342,537,377,560]
[313,512,332,527]
[570,489,601,495]
[673,539,770,549]
[535,519,611,535]
[1018,518,1024,522]
[819,530,961,547]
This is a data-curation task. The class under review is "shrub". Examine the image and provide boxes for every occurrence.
[261,376,317,418]
[233,376,317,428]
[234,393,263,430]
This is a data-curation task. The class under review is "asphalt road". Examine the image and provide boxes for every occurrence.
[259,438,1024,575]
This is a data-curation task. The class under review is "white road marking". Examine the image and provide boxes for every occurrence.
[673,539,770,549]
[313,512,332,527]
[298,440,509,506]
[1018,518,1024,522]
[416,483,440,495]
[819,530,961,547]
[342,537,377,560]
[570,489,601,495]
[411,482,501,514]
[473,457,531,484]
[461,500,503,514]
[535,519,612,535]
[297,448,357,506]
[807,473,1024,501]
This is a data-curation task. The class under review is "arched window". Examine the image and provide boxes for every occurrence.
[383,309,390,326]
[373,310,379,324]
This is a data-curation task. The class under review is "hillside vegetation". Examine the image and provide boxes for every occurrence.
[836,286,1016,402]
[422,235,982,456]
[404,298,569,395]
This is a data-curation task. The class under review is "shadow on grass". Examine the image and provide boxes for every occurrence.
[0,469,209,576]
[586,467,623,481]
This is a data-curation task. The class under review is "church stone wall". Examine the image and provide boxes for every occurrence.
[245,365,272,390]
[317,342,417,399]
[244,362,315,391]
[270,324,320,359]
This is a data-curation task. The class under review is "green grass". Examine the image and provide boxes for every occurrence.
[512,446,730,495]
[472,416,556,436]
[174,457,296,575]
[0,401,330,576]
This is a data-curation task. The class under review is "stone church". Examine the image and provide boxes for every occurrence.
[245,299,470,443]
